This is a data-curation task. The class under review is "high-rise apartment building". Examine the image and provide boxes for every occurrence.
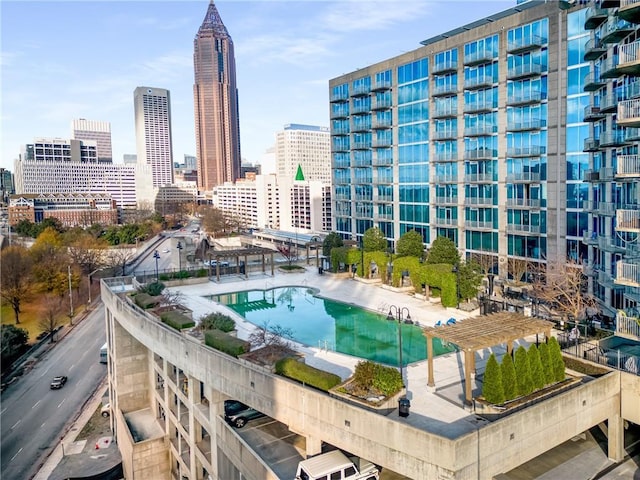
[329,0,638,322]
[71,118,112,163]
[193,0,241,191]
[276,124,331,183]
[134,86,174,187]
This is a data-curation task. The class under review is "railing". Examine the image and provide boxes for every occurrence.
[506,224,541,234]
[506,146,546,157]
[506,91,543,105]
[507,35,544,53]
[433,174,457,183]
[464,125,497,136]
[463,75,494,89]
[616,154,640,177]
[505,198,541,208]
[619,98,640,122]
[505,171,541,182]
[432,59,458,74]
[432,151,458,162]
[558,332,639,376]
[619,40,640,66]
[433,129,458,140]
[464,172,494,182]
[464,197,494,206]
[433,217,458,227]
[507,119,547,131]
[507,63,543,79]
[617,261,640,287]
[464,220,494,229]
[616,311,640,339]
[464,50,495,65]
[617,209,640,230]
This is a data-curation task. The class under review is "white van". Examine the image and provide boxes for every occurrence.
[295,450,379,480]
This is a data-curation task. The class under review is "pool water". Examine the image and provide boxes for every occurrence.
[207,286,455,366]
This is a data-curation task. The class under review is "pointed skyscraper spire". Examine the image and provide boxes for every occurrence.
[199,0,229,37]
[295,164,305,181]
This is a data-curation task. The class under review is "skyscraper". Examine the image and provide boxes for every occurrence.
[275,124,331,183]
[71,119,112,163]
[134,86,174,187]
[193,0,241,191]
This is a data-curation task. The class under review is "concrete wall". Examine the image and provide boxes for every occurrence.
[113,320,151,413]
[621,372,640,425]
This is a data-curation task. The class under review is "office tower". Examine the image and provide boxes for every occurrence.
[329,0,638,322]
[581,1,640,321]
[184,154,197,170]
[134,86,174,187]
[123,154,137,164]
[275,124,331,183]
[193,0,241,191]
[71,119,112,163]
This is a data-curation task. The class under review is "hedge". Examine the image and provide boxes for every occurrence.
[548,337,566,382]
[527,344,545,390]
[501,353,517,401]
[482,353,505,404]
[134,293,160,309]
[160,310,195,331]
[275,357,341,391]
[353,360,403,397]
[515,346,533,396]
[204,329,250,358]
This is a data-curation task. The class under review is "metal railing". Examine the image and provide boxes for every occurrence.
[558,331,639,376]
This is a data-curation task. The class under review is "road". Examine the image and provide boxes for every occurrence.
[0,306,107,480]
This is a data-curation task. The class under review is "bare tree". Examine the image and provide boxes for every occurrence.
[38,295,65,342]
[247,320,294,352]
[157,290,186,310]
[103,247,136,276]
[507,257,531,284]
[469,253,496,275]
[0,246,33,324]
[66,233,107,274]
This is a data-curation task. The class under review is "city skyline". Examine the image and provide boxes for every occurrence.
[1,0,514,172]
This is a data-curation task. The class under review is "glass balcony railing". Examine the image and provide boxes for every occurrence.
[507,35,544,54]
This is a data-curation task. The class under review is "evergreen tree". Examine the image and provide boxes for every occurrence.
[482,353,505,404]
[362,227,387,252]
[514,345,533,396]
[548,337,566,382]
[501,353,517,401]
[538,342,554,385]
[322,232,344,258]
[396,230,425,258]
[527,344,545,390]
[425,236,460,265]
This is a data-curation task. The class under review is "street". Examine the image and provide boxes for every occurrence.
[0,305,107,480]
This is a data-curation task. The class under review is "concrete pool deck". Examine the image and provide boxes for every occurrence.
[166,267,537,439]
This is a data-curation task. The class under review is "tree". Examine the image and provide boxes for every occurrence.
[199,312,235,333]
[426,236,460,265]
[362,227,387,252]
[65,232,107,274]
[507,257,531,284]
[469,253,497,275]
[38,294,65,342]
[277,241,296,266]
[103,247,136,276]
[482,353,505,404]
[322,232,344,258]
[501,353,517,401]
[514,345,533,396]
[0,246,33,324]
[548,337,565,382]
[1,324,29,371]
[30,227,69,295]
[247,320,294,353]
[199,205,232,237]
[538,342,554,385]
[396,230,424,258]
[457,260,483,301]
[527,344,545,390]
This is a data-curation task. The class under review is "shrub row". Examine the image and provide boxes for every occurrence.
[275,357,341,392]
[134,293,160,309]
[353,360,403,397]
[482,337,565,405]
[160,310,195,331]
[204,329,250,358]
[199,312,235,333]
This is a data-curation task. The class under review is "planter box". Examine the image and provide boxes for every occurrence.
[329,379,406,416]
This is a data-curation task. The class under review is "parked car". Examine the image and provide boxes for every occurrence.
[50,376,68,389]
[224,400,265,428]
[101,403,111,417]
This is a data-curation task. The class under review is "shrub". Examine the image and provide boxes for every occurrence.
[538,342,554,385]
[275,357,341,391]
[528,344,545,390]
[482,353,505,404]
[199,312,235,333]
[195,268,208,278]
[142,281,165,296]
[160,310,195,331]
[501,353,517,401]
[204,329,250,358]
[514,346,533,396]
[134,293,160,309]
[352,361,403,397]
[548,337,566,382]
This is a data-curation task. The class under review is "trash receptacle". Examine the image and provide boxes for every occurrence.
[318,266,323,275]
[398,396,410,417]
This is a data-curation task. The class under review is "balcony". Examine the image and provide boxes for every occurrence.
[371,117,392,129]
[619,0,640,23]
[583,106,605,122]
[616,154,640,178]
[583,169,600,182]
[372,138,392,148]
[330,91,349,103]
[330,108,349,120]
[464,220,494,230]
[333,176,350,185]
[432,84,458,96]
[617,41,640,75]
[351,84,371,97]
[583,137,601,152]
[506,145,546,157]
[371,97,392,110]
[506,63,543,80]
[600,56,621,79]
[464,49,495,66]
[372,151,392,166]
[505,171,541,183]
[617,209,640,232]
[584,261,600,277]
[351,104,371,115]
[583,72,605,92]
[463,75,494,90]
[505,198,542,208]
[464,196,494,206]
[433,129,458,140]
[433,196,458,205]
[506,91,543,105]
[352,156,371,167]
[582,230,598,245]
[624,127,640,141]
[507,118,547,131]
[433,217,458,227]
[432,151,458,162]
[616,310,640,340]
[464,148,497,160]
[371,80,392,92]
[334,193,350,201]
[507,35,544,54]
[376,194,393,202]
[432,104,457,118]
[506,224,541,234]
[350,121,371,133]
[601,17,634,44]
[584,6,608,30]
[597,202,617,216]
[374,212,393,221]
[433,174,457,184]
[599,166,615,181]
[598,235,626,253]
[353,175,372,185]
[463,101,495,114]
[464,172,494,183]
[618,98,640,127]
[624,80,640,99]
[616,261,640,288]
[352,140,371,150]
[599,93,619,113]
[331,143,349,153]
[432,59,458,75]
[332,126,350,136]
[598,270,617,289]
[464,124,497,137]
[373,174,393,185]
[599,131,627,147]
[354,193,372,202]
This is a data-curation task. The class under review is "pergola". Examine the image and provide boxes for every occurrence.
[422,312,554,405]
[206,246,276,282]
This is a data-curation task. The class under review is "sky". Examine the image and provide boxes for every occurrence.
[1,0,515,172]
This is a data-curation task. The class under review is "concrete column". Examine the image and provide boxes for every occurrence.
[607,414,625,462]
[464,349,473,406]
[306,435,322,457]
[426,335,435,388]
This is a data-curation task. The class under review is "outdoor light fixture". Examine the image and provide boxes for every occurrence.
[386,305,411,387]
[153,250,160,281]
[176,241,183,272]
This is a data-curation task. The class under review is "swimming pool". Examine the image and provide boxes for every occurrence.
[207,286,455,366]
